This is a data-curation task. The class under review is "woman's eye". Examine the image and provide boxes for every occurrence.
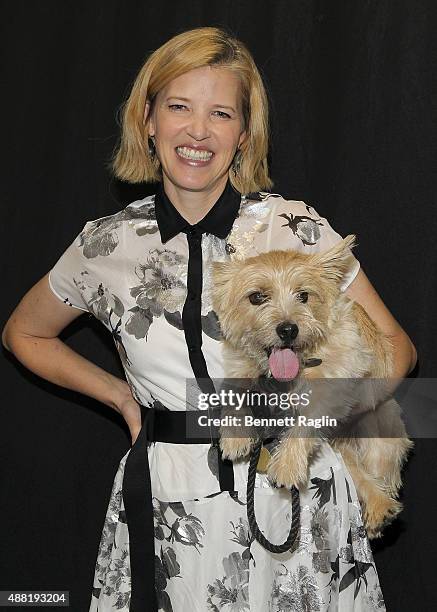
[213,110,231,119]
[296,291,309,303]
[248,292,269,305]
[169,104,186,111]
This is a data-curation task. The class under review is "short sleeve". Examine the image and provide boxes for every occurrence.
[48,223,91,312]
[266,197,360,292]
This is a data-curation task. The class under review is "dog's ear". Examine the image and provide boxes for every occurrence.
[211,260,242,285]
[211,260,243,311]
[311,234,357,285]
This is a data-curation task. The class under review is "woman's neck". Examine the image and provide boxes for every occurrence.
[161,175,229,225]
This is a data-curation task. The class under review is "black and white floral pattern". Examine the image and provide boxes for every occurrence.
[127,248,187,337]
[89,444,384,611]
[48,190,378,611]
[271,564,322,612]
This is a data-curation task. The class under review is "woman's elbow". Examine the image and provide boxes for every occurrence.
[390,330,417,377]
[408,338,418,373]
[386,331,417,377]
[2,322,12,352]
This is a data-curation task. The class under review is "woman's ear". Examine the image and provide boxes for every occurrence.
[144,100,154,136]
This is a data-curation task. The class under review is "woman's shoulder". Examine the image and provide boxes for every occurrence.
[231,189,356,266]
[241,190,328,229]
[84,193,156,229]
[238,190,334,249]
[78,194,159,256]
[241,190,310,215]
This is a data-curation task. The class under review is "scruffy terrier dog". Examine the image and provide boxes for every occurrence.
[211,236,413,538]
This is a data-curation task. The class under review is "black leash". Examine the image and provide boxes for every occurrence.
[246,439,300,554]
[245,359,323,553]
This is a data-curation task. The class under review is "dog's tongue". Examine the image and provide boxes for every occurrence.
[269,347,300,380]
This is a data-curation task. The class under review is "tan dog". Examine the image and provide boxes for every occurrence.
[211,236,413,538]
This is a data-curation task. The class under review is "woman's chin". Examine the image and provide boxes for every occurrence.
[164,169,225,193]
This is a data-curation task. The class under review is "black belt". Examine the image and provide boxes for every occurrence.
[122,406,234,612]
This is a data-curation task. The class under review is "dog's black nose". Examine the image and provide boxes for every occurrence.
[276,322,299,342]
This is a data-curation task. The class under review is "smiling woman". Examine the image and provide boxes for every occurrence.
[112,27,271,198]
[145,65,248,217]
[3,25,415,612]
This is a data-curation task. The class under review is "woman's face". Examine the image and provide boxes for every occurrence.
[147,65,247,195]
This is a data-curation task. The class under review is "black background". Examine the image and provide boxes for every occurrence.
[1,1,436,610]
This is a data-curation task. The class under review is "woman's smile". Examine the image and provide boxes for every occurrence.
[175,145,214,165]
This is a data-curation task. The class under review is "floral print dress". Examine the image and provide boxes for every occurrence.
[48,181,385,611]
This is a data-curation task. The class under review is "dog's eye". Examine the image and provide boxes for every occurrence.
[248,292,268,305]
[296,291,308,303]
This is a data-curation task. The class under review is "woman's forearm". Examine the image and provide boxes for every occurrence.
[345,268,418,380]
[4,334,130,412]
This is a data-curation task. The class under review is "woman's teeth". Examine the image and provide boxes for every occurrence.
[176,146,213,161]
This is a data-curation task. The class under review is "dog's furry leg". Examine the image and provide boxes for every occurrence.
[339,444,403,538]
[219,394,259,459]
[266,377,359,488]
[219,424,258,460]
[217,352,262,460]
[267,431,320,488]
[361,437,413,498]
[219,386,259,461]
[357,399,413,498]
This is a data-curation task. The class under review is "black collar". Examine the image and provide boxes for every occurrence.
[154,179,242,243]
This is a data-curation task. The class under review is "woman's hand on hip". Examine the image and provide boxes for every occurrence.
[114,381,142,445]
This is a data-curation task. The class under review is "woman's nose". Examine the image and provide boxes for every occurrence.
[186,113,210,140]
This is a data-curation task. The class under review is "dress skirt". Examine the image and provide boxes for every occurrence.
[88,438,385,611]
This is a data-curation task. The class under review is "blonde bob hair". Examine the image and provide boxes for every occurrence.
[112,26,273,193]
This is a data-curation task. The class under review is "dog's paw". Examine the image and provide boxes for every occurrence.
[220,436,255,460]
[266,441,309,489]
[267,455,308,489]
[364,494,403,539]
